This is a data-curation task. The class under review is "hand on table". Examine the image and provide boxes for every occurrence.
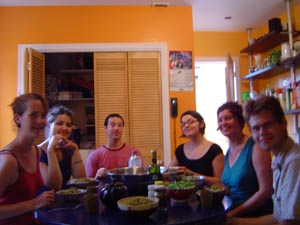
[95,168,107,179]
[33,190,55,210]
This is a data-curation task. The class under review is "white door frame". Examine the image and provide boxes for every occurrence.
[17,42,171,164]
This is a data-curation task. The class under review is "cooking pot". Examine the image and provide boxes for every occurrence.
[107,167,167,196]
[107,167,149,196]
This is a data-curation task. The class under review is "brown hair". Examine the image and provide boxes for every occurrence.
[10,93,48,127]
[180,110,205,135]
[217,101,245,129]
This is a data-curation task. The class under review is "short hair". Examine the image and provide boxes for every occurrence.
[217,101,245,129]
[180,110,205,134]
[10,93,48,127]
[244,96,285,124]
[104,113,124,126]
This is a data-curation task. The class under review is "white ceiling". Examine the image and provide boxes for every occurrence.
[1,0,299,31]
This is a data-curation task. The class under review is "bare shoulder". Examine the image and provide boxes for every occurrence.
[252,144,272,169]
[0,151,19,187]
[252,143,271,158]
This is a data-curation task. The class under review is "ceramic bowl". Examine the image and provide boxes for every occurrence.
[166,186,195,201]
[67,177,97,189]
[117,196,159,219]
[55,187,87,202]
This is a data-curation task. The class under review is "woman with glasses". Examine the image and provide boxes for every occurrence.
[168,110,224,184]
[217,101,273,217]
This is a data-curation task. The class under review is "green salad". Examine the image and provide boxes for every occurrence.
[73,177,90,183]
[57,187,83,195]
[167,180,194,189]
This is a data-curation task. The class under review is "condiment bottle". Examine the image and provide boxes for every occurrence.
[128,151,142,167]
[148,149,162,184]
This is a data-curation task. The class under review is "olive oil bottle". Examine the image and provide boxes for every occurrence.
[148,149,162,184]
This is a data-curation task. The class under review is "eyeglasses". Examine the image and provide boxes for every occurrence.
[251,120,276,133]
[180,119,198,128]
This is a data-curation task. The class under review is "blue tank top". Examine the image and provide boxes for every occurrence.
[221,137,273,216]
[222,137,258,206]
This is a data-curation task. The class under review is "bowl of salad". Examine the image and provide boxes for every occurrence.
[117,196,159,219]
[67,177,96,188]
[55,187,87,202]
[166,180,195,202]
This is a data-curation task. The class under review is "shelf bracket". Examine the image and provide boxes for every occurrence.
[246,28,253,68]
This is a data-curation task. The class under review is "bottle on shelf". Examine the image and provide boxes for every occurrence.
[148,149,162,184]
[128,151,142,168]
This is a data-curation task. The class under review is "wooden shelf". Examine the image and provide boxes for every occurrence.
[60,69,94,74]
[85,124,95,127]
[285,109,300,114]
[240,31,300,53]
[281,53,300,67]
[242,65,290,80]
[242,53,300,80]
[57,98,94,101]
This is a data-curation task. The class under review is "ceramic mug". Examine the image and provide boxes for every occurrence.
[281,42,292,59]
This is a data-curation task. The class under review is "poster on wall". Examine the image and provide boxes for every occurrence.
[169,50,193,91]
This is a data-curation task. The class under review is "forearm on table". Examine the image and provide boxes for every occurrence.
[0,200,35,219]
[228,214,277,225]
[229,190,272,216]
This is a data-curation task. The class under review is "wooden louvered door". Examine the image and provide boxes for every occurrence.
[25,48,45,96]
[25,48,45,144]
[93,52,162,165]
[93,52,130,146]
[128,52,162,164]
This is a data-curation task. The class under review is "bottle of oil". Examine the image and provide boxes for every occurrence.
[148,149,162,184]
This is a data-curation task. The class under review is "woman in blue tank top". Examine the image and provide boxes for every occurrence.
[217,101,273,217]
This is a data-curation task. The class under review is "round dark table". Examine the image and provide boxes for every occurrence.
[36,196,231,225]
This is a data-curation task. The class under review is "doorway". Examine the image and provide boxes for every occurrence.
[17,43,172,165]
[195,57,240,153]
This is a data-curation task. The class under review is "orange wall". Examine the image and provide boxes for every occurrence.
[3,4,298,158]
[0,6,195,155]
[193,31,250,92]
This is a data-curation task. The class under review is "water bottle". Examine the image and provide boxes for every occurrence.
[128,151,142,167]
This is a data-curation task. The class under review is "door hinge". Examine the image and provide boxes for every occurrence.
[27,62,31,71]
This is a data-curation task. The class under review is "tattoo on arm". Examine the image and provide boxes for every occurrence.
[74,159,83,164]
